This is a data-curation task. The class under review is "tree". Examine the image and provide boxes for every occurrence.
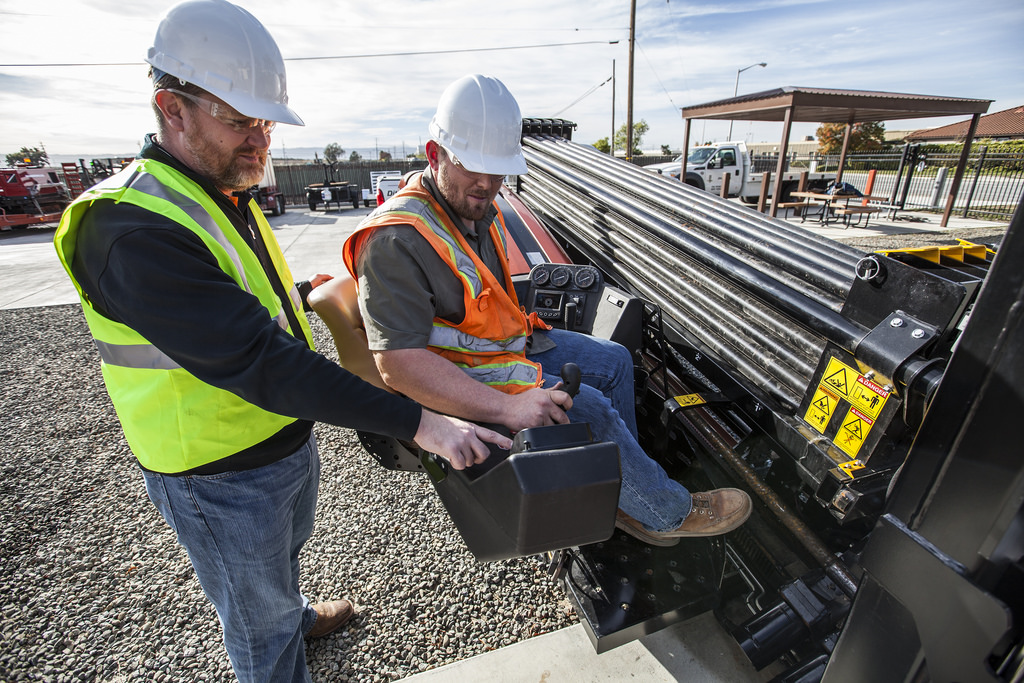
[593,137,611,154]
[815,122,887,155]
[323,142,344,165]
[5,146,49,167]
[348,150,362,163]
[660,144,672,155]
[379,151,392,162]
[613,120,649,156]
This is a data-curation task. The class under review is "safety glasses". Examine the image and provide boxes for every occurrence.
[443,148,504,183]
[163,89,276,135]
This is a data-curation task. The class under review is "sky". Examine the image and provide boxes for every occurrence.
[2,0,1023,162]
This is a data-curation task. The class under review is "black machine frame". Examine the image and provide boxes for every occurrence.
[314,116,1023,680]
[505,119,1023,680]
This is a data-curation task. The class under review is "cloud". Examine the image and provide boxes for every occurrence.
[2,0,1021,157]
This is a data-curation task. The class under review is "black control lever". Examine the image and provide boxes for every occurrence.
[563,301,577,332]
[560,362,582,398]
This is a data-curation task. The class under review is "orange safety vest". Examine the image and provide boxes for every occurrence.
[342,173,548,394]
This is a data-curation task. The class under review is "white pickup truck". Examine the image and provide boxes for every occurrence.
[362,170,402,207]
[645,141,832,204]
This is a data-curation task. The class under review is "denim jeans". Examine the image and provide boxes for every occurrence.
[528,328,692,531]
[143,435,321,683]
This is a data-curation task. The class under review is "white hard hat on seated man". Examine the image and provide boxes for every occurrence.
[145,0,303,126]
[428,74,528,177]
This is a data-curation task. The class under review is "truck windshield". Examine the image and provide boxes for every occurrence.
[686,148,717,165]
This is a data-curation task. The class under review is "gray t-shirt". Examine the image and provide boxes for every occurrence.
[355,170,509,351]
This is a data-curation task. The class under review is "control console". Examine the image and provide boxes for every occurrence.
[526,264,603,332]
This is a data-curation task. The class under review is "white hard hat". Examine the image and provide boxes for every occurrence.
[429,74,527,176]
[146,0,303,126]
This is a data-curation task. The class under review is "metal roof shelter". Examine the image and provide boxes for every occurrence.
[679,87,992,225]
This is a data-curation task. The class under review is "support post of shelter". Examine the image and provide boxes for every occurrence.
[836,123,852,184]
[941,113,981,227]
[681,118,692,182]
[758,171,771,214]
[770,106,794,217]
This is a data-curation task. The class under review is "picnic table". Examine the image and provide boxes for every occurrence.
[789,191,889,228]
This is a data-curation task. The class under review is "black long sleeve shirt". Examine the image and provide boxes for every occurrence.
[70,136,421,474]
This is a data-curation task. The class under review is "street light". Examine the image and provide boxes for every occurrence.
[728,62,767,140]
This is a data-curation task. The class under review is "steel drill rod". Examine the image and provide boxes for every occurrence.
[522,174,826,364]
[525,136,862,295]
[520,144,852,308]
[535,133,865,269]
[521,179,813,406]
[520,150,869,351]
[520,168,847,314]
[535,137,858,296]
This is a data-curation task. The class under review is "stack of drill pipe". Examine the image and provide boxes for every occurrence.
[517,135,871,411]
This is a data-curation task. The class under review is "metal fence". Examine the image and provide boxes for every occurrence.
[274,159,428,206]
[634,146,1023,221]
[812,146,1024,221]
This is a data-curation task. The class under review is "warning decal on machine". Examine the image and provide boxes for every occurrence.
[804,386,840,434]
[821,357,857,399]
[674,394,706,408]
[848,375,890,419]
[835,407,874,458]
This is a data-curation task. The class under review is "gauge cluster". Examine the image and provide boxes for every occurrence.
[527,264,603,330]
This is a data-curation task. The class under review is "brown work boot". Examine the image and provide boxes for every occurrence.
[616,510,682,546]
[615,488,752,546]
[306,599,355,639]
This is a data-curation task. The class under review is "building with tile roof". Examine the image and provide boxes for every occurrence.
[906,105,1024,143]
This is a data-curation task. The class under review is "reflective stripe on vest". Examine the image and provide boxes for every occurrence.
[121,170,293,335]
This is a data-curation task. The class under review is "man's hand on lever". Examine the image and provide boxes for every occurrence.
[414,409,513,471]
[500,363,581,432]
[502,386,573,433]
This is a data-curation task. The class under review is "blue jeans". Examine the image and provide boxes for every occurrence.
[143,436,321,683]
[528,328,692,531]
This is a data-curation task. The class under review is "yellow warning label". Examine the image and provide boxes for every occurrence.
[821,357,858,399]
[837,459,866,477]
[804,386,840,434]
[674,394,706,408]
[834,407,875,458]
[848,376,889,419]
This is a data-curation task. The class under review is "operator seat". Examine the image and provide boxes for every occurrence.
[306,273,391,393]
[306,271,621,562]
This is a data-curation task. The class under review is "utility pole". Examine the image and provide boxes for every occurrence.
[611,59,616,156]
[626,0,636,162]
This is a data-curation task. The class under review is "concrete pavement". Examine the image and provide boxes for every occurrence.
[1,202,1008,681]
[0,205,371,310]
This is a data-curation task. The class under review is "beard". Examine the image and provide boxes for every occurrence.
[435,161,496,223]
[184,125,267,192]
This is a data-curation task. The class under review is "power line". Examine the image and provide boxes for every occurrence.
[0,40,619,68]
[635,39,680,114]
[287,40,618,61]
[553,76,613,117]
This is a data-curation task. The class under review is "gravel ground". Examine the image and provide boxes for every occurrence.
[0,222,1008,682]
[0,309,576,682]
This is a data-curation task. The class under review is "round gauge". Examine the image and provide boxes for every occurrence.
[550,266,571,288]
[531,267,550,287]
[574,267,597,289]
